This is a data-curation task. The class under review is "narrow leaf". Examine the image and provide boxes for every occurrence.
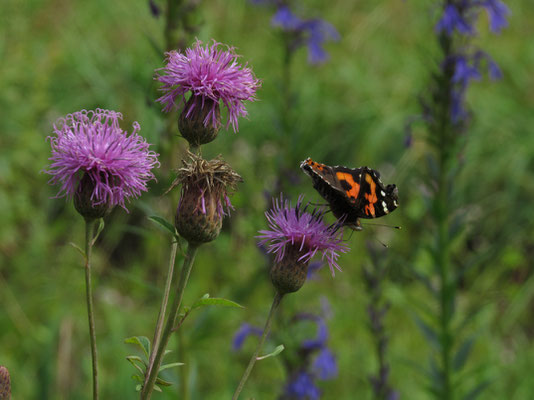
[154,384,162,392]
[453,336,476,371]
[257,344,285,360]
[155,377,173,387]
[149,215,179,239]
[159,362,184,372]
[413,314,440,350]
[125,336,151,360]
[69,242,86,259]
[462,380,490,400]
[92,218,105,245]
[191,295,244,311]
[126,356,146,372]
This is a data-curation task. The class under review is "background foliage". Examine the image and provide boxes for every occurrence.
[1,0,533,398]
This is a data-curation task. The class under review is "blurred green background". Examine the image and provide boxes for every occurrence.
[1,0,534,399]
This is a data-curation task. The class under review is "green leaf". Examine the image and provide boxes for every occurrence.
[155,377,173,387]
[154,384,162,392]
[462,380,490,400]
[413,314,440,350]
[149,215,179,239]
[453,336,476,371]
[159,362,184,372]
[135,384,142,392]
[190,294,244,311]
[69,242,86,259]
[163,349,173,358]
[92,218,105,245]
[126,356,146,375]
[125,336,151,360]
[257,344,284,361]
[131,374,143,383]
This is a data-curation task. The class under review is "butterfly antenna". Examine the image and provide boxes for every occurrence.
[360,222,401,230]
[374,236,389,248]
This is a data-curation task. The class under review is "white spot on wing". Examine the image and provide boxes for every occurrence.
[380,190,386,197]
[382,201,389,214]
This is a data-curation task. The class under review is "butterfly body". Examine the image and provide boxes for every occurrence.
[300,158,398,230]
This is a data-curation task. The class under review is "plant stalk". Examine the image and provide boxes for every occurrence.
[232,291,284,400]
[146,241,179,377]
[84,219,99,400]
[141,242,199,400]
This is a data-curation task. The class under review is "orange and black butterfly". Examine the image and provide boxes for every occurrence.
[300,158,399,230]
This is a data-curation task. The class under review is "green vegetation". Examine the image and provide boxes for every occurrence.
[1,0,533,398]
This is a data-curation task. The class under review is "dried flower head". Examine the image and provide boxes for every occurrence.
[156,39,261,139]
[172,151,242,244]
[258,195,348,294]
[0,366,10,399]
[45,109,159,218]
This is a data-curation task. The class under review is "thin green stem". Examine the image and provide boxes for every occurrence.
[147,241,178,376]
[232,291,284,400]
[84,219,99,400]
[141,242,199,400]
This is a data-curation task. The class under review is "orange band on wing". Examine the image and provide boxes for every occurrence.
[336,172,360,199]
[364,173,377,216]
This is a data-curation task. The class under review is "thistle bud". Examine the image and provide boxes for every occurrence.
[176,186,223,244]
[74,173,112,220]
[171,152,242,245]
[0,366,11,400]
[178,96,221,147]
[270,244,310,295]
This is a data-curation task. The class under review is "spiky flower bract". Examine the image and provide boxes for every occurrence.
[156,39,261,133]
[45,109,159,213]
[171,151,242,244]
[258,195,348,277]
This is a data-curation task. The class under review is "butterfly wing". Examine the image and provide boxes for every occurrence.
[355,167,399,219]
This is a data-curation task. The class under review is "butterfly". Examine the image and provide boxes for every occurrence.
[300,158,398,230]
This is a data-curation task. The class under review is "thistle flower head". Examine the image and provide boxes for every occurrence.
[258,195,348,277]
[172,151,242,244]
[156,39,261,133]
[45,109,159,215]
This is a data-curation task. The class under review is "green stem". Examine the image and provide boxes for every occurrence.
[147,242,178,376]
[232,291,284,400]
[141,242,199,400]
[436,31,454,400]
[84,219,99,400]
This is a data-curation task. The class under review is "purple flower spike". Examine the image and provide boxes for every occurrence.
[435,4,474,36]
[45,109,159,211]
[257,195,349,276]
[313,348,338,380]
[156,39,261,132]
[285,372,321,400]
[481,0,510,33]
[232,323,263,351]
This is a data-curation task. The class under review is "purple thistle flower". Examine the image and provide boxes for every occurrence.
[45,109,159,211]
[480,0,510,33]
[312,348,338,380]
[156,39,261,132]
[284,372,321,400]
[257,195,348,276]
[232,323,263,351]
[435,4,474,36]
